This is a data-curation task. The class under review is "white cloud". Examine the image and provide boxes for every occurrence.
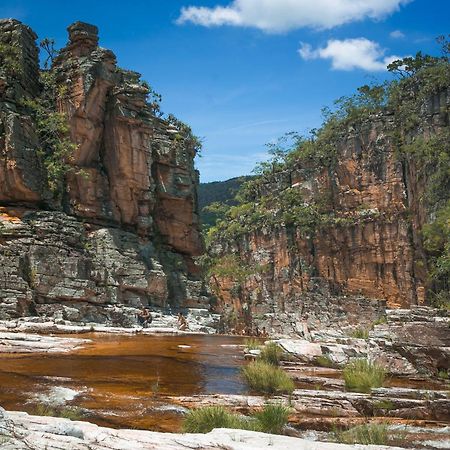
[298,38,402,71]
[390,30,405,38]
[177,0,411,32]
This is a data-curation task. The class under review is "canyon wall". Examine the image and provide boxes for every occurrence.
[0,20,208,324]
[210,91,449,335]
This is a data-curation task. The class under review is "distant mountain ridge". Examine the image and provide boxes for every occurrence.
[198,176,253,228]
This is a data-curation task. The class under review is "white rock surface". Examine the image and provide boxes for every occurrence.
[0,332,90,353]
[0,409,405,450]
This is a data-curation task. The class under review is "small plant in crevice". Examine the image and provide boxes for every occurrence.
[343,359,386,393]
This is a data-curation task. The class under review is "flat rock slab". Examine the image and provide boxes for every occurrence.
[0,332,90,353]
[0,409,405,450]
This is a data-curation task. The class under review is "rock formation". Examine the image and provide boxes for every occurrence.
[207,84,449,334]
[0,19,209,324]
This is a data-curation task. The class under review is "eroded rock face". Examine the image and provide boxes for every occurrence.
[212,96,449,332]
[0,20,207,323]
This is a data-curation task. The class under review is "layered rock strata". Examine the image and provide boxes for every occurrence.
[0,19,208,324]
[212,91,449,331]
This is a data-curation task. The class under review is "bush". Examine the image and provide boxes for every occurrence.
[182,403,290,435]
[259,342,284,366]
[253,403,290,435]
[343,359,386,393]
[242,360,295,395]
[334,423,389,445]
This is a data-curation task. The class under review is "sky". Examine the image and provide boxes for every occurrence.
[0,1,448,182]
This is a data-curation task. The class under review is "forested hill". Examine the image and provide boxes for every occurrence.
[198,176,252,228]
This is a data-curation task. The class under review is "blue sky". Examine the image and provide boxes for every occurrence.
[1,1,448,182]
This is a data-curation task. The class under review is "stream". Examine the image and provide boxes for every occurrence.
[0,333,248,432]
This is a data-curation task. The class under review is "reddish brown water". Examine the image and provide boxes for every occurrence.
[0,333,247,431]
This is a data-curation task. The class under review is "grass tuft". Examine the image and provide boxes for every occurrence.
[252,403,290,435]
[242,360,295,395]
[182,406,243,433]
[334,423,389,445]
[349,328,370,339]
[343,359,386,393]
[31,404,84,421]
[373,399,396,411]
[259,342,284,366]
[244,338,262,351]
[183,403,290,435]
[315,354,337,368]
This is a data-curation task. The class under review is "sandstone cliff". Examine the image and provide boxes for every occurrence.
[206,63,449,334]
[0,19,208,324]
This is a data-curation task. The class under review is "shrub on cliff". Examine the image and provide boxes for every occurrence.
[259,342,284,366]
[343,359,386,393]
[182,403,290,435]
[242,361,294,395]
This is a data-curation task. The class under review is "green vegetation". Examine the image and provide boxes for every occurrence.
[31,404,84,420]
[372,316,388,326]
[373,400,396,411]
[437,369,449,380]
[343,359,386,393]
[183,406,244,433]
[183,403,290,435]
[258,342,284,366]
[422,200,450,309]
[0,41,22,78]
[242,360,295,395]
[252,403,291,435]
[349,328,370,339]
[244,338,262,351]
[199,176,253,229]
[166,113,203,154]
[334,423,389,446]
[22,69,79,196]
[315,355,338,368]
[203,37,450,309]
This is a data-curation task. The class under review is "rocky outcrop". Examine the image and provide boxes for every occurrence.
[0,20,208,324]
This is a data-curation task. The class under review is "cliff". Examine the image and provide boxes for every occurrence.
[0,19,208,324]
[206,60,450,334]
